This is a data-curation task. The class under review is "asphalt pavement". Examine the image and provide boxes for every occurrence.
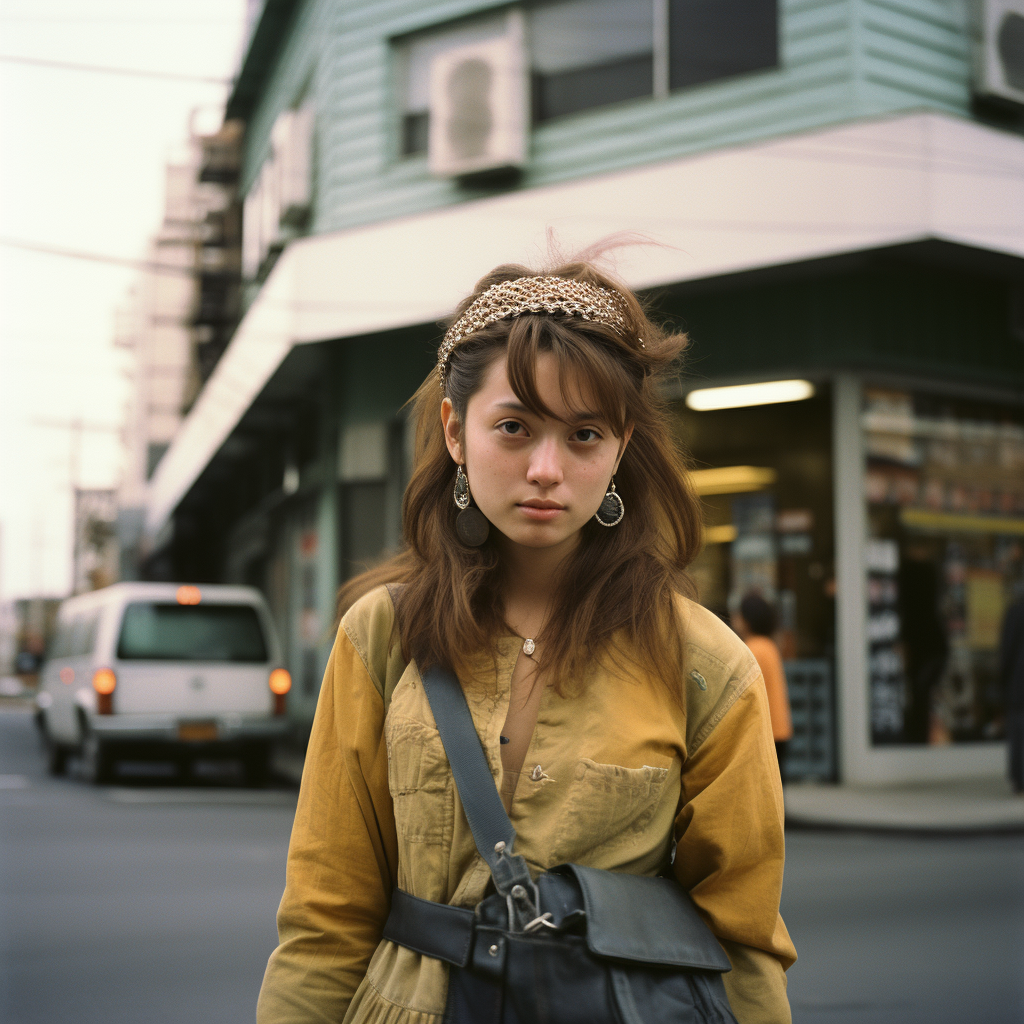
[1,704,1022,1024]
[0,706,296,1024]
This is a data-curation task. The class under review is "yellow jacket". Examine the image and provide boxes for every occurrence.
[258,586,796,1024]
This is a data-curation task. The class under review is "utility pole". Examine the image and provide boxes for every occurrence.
[32,417,121,594]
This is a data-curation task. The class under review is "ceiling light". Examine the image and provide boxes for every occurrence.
[704,524,738,544]
[691,466,777,496]
[685,380,815,411]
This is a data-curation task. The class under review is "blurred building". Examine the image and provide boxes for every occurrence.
[72,488,118,595]
[141,0,1024,782]
[116,116,243,576]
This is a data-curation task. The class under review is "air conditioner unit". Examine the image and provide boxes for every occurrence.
[974,0,1024,105]
[428,29,527,178]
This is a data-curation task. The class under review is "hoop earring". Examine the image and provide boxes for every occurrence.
[453,465,490,546]
[594,479,625,527]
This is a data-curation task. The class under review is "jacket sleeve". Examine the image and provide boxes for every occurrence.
[672,675,796,1024]
[256,626,399,1024]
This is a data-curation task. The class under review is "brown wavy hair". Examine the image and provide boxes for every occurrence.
[337,259,703,690]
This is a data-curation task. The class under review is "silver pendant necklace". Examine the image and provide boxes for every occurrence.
[522,638,536,656]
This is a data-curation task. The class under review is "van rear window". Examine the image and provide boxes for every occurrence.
[116,603,268,663]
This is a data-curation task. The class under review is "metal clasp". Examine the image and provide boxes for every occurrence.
[494,841,542,933]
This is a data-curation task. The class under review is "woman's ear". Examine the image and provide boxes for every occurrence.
[440,397,464,465]
[613,423,635,474]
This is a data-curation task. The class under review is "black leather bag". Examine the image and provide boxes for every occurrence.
[382,666,738,1024]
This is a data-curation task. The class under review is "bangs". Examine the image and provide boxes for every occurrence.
[504,315,633,435]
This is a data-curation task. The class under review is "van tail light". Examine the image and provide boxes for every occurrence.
[269,668,291,716]
[92,668,116,715]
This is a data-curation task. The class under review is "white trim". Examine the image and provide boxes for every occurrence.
[146,111,1024,537]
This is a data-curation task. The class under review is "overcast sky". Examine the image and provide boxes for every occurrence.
[0,0,248,598]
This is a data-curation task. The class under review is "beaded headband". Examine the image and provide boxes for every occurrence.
[437,275,637,390]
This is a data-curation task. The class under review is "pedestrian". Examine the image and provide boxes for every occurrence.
[257,262,796,1024]
[1000,591,1024,794]
[733,593,793,782]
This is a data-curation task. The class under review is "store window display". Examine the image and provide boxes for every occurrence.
[863,389,1024,746]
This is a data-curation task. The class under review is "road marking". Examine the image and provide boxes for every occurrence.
[0,775,30,789]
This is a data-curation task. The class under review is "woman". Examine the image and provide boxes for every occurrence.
[257,263,796,1024]
[733,592,794,781]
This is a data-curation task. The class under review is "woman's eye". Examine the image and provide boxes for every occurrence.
[499,421,524,436]
[573,428,600,443]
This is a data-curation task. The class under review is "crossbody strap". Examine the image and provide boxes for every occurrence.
[421,666,532,897]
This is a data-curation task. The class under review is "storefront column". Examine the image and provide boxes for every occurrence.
[832,373,870,783]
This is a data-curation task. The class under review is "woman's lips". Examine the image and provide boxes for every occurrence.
[517,503,564,521]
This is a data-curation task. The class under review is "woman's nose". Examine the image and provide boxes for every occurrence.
[527,438,563,486]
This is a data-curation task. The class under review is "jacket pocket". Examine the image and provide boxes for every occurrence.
[385,714,453,846]
[552,759,671,863]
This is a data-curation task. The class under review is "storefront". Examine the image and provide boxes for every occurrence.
[675,373,1024,784]
[861,387,1024,751]
[676,384,837,780]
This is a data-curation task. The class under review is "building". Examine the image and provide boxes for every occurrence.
[72,488,118,595]
[117,115,243,578]
[143,0,1024,783]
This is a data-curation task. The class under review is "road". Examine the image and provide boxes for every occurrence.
[782,829,1024,1024]
[0,706,295,1024]
[1,704,1022,1024]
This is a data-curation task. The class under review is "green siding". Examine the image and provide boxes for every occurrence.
[240,0,984,240]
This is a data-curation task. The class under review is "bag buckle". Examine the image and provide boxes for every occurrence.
[494,841,542,933]
[522,912,558,934]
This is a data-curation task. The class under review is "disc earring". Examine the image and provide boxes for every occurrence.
[453,466,490,546]
[594,479,625,527]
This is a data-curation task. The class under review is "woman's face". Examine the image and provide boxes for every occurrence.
[442,350,631,556]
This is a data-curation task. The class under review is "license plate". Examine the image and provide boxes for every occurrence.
[178,721,219,742]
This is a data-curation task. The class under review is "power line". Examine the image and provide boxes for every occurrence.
[0,53,231,84]
[0,16,240,23]
[0,236,205,277]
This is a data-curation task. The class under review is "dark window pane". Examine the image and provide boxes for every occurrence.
[117,602,268,662]
[340,482,388,580]
[669,0,778,91]
[534,53,654,121]
[402,111,429,155]
[531,0,653,75]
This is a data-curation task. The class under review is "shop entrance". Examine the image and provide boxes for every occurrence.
[675,385,836,780]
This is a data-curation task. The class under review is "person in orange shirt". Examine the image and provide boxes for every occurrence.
[734,593,793,781]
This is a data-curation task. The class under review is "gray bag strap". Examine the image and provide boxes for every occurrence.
[421,666,531,896]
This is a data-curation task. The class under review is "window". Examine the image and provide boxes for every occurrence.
[339,482,388,581]
[395,0,778,154]
[530,0,653,122]
[116,603,268,663]
[668,0,778,91]
[862,388,1024,745]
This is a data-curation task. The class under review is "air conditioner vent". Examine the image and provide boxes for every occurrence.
[975,0,1024,105]
[428,28,527,178]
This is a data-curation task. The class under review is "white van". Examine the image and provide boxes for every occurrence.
[35,582,291,785]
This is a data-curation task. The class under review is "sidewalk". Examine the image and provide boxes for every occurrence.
[783,776,1024,834]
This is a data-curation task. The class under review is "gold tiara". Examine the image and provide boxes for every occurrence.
[437,275,636,389]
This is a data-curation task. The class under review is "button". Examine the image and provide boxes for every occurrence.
[530,764,543,781]
[488,944,500,957]
[689,669,707,691]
